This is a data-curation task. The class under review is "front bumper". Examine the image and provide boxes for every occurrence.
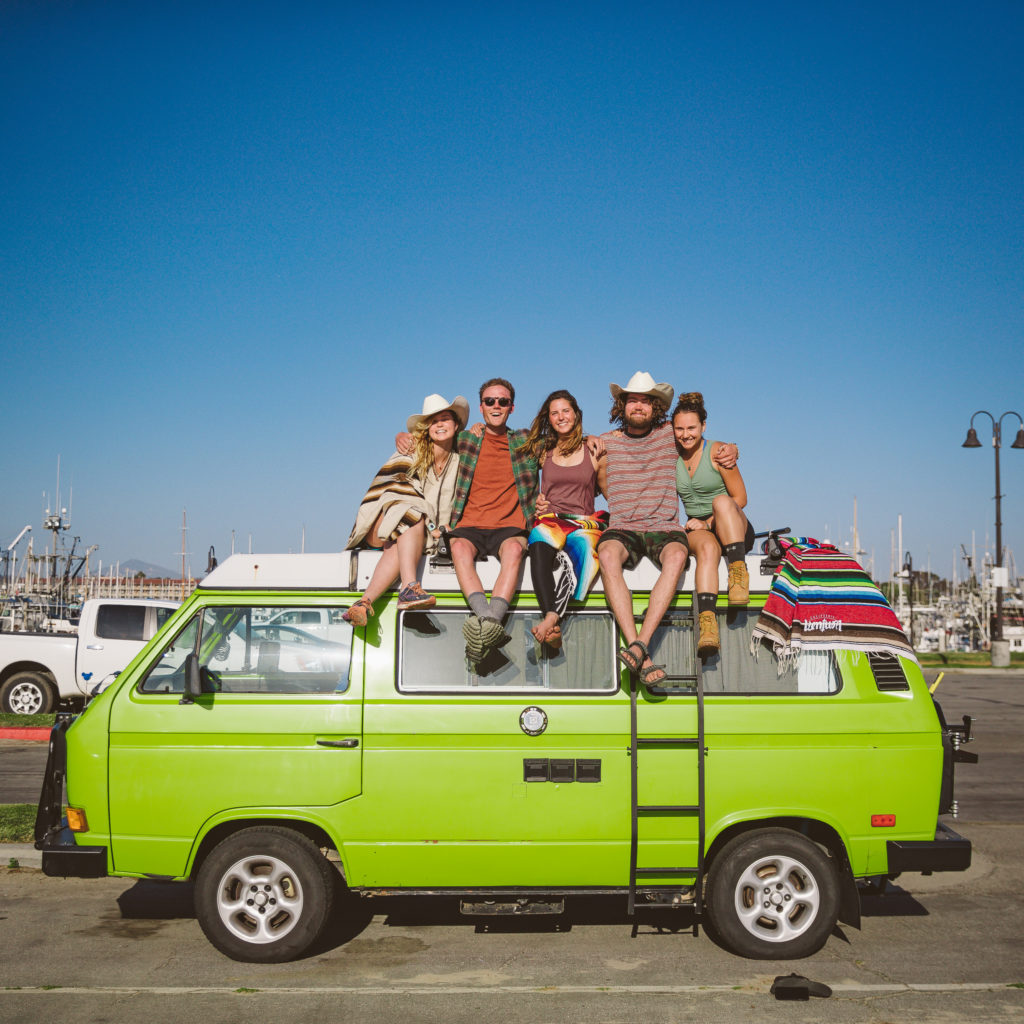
[886,821,971,874]
[37,825,108,878]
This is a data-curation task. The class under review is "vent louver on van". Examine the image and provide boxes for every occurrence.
[867,652,910,691]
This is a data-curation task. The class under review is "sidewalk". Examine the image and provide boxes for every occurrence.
[2,843,41,868]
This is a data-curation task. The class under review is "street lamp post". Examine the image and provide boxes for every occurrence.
[902,551,914,647]
[962,410,1024,664]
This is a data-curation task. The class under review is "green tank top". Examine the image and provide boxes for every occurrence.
[675,440,727,518]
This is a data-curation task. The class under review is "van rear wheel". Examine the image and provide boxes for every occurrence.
[195,826,336,963]
[705,828,839,959]
[1,671,55,715]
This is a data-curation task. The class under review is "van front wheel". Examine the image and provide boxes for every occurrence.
[195,826,336,963]
[705,829,839,959]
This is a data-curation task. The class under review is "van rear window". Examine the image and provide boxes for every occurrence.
[398,609,617,693]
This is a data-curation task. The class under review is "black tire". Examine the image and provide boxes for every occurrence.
[705,828,840,959]
[194,826,336,963]
[0,671,55,715]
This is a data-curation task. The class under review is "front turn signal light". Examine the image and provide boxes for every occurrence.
[67,807,89,832]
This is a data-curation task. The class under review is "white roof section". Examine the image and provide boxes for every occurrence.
[200,551,776,595]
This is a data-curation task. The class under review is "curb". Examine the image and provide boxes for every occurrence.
[1,842,41,869]
[0,727,51,741]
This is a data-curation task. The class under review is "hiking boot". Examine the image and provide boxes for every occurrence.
[397,581,436,610]
[727,560,750,606]
[463,615,487,662]
[697,611,720,656]
[478,617,511,650]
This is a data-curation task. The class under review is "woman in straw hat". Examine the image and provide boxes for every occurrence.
[344,393,469,625]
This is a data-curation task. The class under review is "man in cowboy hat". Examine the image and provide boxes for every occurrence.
[597,371,737,685]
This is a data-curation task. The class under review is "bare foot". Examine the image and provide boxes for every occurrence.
[531,611,560,644]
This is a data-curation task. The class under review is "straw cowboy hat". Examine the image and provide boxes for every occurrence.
[609,371,674,407]
[406,393,470,433]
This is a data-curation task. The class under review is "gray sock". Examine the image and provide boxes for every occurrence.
[468,592,490,618]
[488,596,509,622]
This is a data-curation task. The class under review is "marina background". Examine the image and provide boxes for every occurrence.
[2,1,1022,593]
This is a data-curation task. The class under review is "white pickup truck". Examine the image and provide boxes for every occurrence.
[0,598,178,714]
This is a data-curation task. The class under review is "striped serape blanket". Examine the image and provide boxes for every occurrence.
[345,451,426,550]
[750,537,915,672]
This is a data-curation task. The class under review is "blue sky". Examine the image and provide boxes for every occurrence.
[2,0,1022,584]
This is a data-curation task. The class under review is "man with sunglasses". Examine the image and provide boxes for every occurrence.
[444,378,539,665]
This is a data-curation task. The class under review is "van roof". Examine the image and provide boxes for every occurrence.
[199,551,777,595]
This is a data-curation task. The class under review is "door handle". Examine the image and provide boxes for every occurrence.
[316,738,359,748]
[86,644,104,651]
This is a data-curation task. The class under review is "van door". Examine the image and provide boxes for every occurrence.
[351,606,632,889]
[107,602,362,878]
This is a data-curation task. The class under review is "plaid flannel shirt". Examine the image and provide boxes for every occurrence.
[449,428,539,527]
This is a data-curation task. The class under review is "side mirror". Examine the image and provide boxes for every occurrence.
[179,652,202,705]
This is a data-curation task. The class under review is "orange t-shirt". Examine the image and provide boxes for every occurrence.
[458,430,526,530]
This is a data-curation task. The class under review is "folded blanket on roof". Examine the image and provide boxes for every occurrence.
[750,537,916,673]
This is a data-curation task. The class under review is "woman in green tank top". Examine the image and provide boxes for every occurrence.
[672,392,752,656]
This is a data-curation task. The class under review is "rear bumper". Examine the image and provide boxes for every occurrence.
[36,825,108,878]
[886,821,971,874]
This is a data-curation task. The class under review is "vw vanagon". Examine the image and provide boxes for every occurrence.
[36,544,974,962]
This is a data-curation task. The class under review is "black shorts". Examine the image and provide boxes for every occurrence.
[596,529,689,571]
[448,525,528,559]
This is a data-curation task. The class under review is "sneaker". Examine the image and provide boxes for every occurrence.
[397,582,436,610]
[697,610,720,656]
[727,561,750,606]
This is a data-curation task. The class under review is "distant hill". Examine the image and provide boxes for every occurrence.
[121,558,181,579]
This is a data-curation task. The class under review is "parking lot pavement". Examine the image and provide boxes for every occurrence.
[0,673,1021,1023]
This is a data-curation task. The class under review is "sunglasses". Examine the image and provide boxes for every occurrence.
[482,397,512,407]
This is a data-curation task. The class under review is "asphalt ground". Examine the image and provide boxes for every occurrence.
[0,671,1021,1024]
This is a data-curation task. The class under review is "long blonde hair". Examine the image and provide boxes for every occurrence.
[410,413,457,479]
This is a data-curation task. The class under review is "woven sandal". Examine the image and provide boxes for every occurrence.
[343,597,374,627]
[617,639,649,674]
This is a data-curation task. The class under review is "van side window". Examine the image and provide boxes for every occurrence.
[399,610,617,692]
[139,615,201,692]
[96,604,146,641]
[138,606,352,695]
[649,608,840,695]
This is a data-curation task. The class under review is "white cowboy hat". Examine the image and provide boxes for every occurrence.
[609,371,674,407]
[406,393,470,433]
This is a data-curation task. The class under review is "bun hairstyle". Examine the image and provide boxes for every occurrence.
[672,391,707,423]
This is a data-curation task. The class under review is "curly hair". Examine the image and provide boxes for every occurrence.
[526,390,584,461]
[671,391,707,424]
[609,393,669,429]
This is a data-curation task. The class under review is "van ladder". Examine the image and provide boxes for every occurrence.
[627,605,707,922]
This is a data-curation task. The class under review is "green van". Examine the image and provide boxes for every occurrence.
[35,546,975,963]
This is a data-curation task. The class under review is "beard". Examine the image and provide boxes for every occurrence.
[625,409,653,431]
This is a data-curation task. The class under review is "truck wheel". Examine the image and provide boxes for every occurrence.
[195,826,336,963]
[1,671,55,715]
[705,828,840,959]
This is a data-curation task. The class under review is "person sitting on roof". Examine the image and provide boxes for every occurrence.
[343,393,468,626]
[673,391,753,656]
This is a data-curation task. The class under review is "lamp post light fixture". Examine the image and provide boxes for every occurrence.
[961,410,1024,662]
[902,551,914,647]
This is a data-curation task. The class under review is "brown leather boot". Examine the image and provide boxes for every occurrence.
[727,560,750,606]
[698,610,720,656]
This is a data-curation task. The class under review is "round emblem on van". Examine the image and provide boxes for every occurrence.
[519,706,548,736]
